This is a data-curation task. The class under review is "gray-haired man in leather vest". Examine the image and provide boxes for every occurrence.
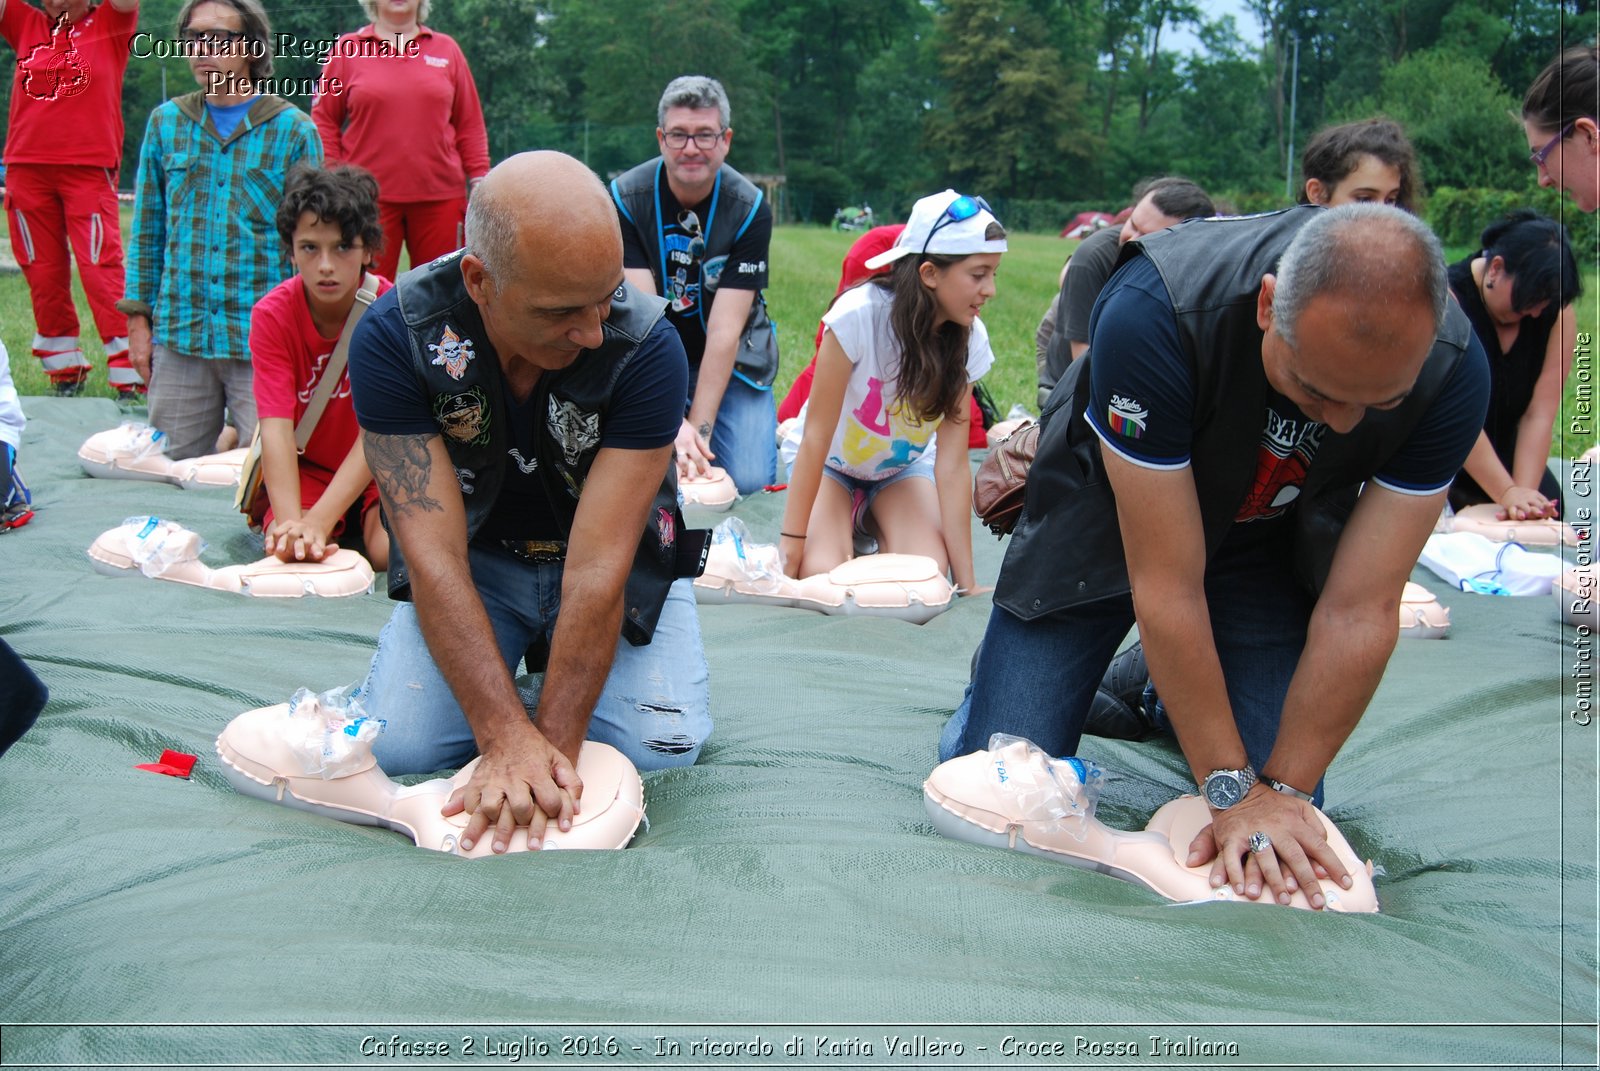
[942,204,1489,909]
[611,75,778,495]
[347,151,711,854]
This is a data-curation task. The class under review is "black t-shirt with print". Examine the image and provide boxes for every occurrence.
[618,176,772,368]
[350,294,688,542]
[1082,255,1487,525]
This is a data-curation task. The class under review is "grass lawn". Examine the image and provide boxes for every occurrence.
[4,218,1595,456]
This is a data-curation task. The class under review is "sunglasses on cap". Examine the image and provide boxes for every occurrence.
[921,194,993,258]
[677,209,705,261]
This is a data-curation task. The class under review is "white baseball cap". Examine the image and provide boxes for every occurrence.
[864,189,1007,269]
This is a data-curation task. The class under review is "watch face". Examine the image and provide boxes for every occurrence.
[1205,773,1243,809]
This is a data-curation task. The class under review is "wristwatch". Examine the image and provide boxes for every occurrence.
[1201,766,1257,810]
[1263,775,1314,802]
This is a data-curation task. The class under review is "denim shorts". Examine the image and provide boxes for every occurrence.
[822,452,936,512]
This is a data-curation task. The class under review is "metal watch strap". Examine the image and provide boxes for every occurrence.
[1201,765,1257,809]
[1230,766,1257,794]
[1199,766,1257,790]
[1263,776,1314,802]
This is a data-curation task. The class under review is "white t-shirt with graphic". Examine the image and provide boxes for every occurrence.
[819,283,994,481]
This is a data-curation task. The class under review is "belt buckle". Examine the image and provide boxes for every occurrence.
[502,539,566,564]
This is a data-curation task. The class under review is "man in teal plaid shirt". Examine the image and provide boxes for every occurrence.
[118,0,320,460]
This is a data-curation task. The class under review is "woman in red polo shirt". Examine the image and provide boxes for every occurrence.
[311,0,489,281]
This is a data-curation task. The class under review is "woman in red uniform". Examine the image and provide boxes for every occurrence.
[0,0,140,396]
[311,0,490,281]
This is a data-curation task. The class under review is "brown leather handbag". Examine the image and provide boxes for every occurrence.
[972,419,1038,537]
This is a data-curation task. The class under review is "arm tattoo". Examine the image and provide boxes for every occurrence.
[364,431,444,518]
[697,421,713,440]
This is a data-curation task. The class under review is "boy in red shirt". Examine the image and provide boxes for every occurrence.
[251,164,392,569]
[0,0,140,396]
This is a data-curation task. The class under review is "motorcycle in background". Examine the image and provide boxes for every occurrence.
[831,204,874,231]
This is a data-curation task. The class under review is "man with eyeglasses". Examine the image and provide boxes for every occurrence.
[611,74,779,495]
[0,0,140,398]
[940,204,1489,911]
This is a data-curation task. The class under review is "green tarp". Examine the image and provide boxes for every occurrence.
[1,397,1595,1068]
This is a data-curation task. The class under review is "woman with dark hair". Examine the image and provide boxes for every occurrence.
[1448,210,1581,519]
[312,0,489,281]
[1297,117,1420,211]
[1523,46,1599,213]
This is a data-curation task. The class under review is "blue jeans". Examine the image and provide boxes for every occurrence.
[940,524,1323,803]
[698,373,778,494]
[355,545,711,775]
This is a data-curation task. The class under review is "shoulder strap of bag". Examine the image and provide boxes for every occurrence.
[294,272,380,453]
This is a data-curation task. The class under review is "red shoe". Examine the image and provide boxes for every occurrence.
[1,501,33,529]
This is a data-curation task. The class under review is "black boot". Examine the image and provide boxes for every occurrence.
[1083,641,1161,741]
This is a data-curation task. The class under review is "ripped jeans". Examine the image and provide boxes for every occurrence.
[354,544,711,775]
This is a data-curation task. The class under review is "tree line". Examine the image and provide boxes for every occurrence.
[1,0,1590,230]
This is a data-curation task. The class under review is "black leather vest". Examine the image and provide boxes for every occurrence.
[995,205,1477,621]
[386,251,691,646]
[609,159,772,376]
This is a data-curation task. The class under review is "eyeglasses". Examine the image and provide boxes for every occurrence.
[662,129,726,151]
[677,209,705,260]
[179,28,249,54]
[1530,121,1577,168]
[921,194,992,258]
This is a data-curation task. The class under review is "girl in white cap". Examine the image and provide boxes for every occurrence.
[778,190,1005,592]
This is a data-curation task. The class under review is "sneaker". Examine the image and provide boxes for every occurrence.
[1,500,33,529]
[52,378,84,397]
[1,453,32,530]
[1083,641,1161,741]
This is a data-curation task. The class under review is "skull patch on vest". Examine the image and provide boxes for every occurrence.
[548,397,600,468]
[434,387,491,447]
[428,323,476,380]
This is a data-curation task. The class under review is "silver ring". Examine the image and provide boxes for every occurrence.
[1248,831,1272,854]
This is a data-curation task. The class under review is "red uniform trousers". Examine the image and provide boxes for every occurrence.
[372,197,466,281]
[4,162,135,392]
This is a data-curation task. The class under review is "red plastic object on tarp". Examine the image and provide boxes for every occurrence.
[136,749,197,778]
